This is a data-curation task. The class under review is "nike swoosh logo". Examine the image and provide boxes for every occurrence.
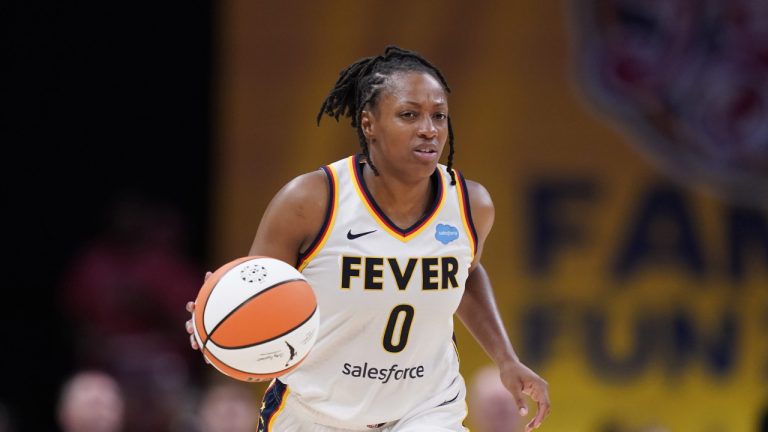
[347,229,376,240]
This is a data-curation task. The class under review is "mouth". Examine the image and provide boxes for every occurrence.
[414,148,437,155]
[412,145,439,162]
[413,142,439,154]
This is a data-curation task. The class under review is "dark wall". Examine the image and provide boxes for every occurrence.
[5,2,213,430]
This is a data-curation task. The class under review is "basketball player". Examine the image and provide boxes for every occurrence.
[185,46,550,431]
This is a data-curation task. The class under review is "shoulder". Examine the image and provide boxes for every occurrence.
[463,179,493,213]
[266,169,331,231]
[275,169,329,207]
[461,178,494,241]
[250,168,331,260]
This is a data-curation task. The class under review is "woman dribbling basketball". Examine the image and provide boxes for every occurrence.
[185,46,550,432]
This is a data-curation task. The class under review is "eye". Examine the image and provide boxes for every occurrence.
[433,112,448,120]
[399,111,417,119]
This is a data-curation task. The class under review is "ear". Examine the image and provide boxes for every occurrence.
[360,110,375,139]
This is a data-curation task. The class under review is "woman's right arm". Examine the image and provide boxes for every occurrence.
[185,169,330,350]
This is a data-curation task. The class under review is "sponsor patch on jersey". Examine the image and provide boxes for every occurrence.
[435,224,459,244]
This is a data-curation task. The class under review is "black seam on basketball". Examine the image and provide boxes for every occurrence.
[203,346,292,377]
[210,306,317,349]
[205,278,308,346]
[198,294,211,350]
[200,256,261,351]
[204,345,306,377]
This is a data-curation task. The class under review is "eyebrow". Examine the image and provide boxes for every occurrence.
[401,100,448,108]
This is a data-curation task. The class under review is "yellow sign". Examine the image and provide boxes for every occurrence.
[215,1,768,430]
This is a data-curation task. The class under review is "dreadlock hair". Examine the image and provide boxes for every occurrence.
[316,45,457,185]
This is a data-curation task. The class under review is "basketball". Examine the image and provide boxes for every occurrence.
[192,256,319,382]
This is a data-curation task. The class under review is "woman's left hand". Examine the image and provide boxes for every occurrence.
[498,359,551,431]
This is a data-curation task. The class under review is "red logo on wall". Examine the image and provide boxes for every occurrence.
[572,0,768,208]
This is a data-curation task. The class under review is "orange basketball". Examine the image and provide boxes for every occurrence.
[192,256,319,382]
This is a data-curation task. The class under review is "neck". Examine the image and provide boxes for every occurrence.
[362,162,435,229]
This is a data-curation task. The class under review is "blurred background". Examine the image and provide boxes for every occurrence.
[6,0,767,431]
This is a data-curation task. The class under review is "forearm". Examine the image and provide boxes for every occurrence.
[457,263,520,367]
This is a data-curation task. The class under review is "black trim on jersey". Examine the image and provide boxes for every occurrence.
[258,379,288,432]
[354,153,443,235]
[451,332,461,363]
[457,171,479,256]
[437,391,461,407]
[297,165,335,266]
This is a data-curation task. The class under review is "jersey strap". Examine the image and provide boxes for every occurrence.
[454,170,478,258]
[297,164,339,271]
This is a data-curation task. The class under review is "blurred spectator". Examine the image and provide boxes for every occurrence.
[196,378,260,432]
[468,365,522,432]
[57,371,124,432]
[59,195,203,432]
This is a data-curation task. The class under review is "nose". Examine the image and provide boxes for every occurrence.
[417,117,438,139]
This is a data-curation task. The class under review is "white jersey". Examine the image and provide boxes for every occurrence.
[280,155,477,428]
